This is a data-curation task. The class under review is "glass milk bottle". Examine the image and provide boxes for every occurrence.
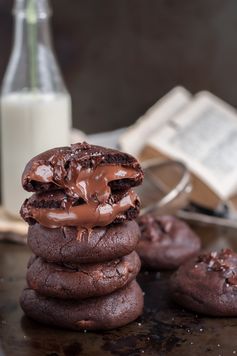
[1,0,71,217]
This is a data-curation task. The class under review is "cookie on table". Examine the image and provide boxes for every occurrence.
[170,249,237,316]
[26,251,141,299]
[27,220,140,264]
[136,214,201,270]
[20,280,144,331]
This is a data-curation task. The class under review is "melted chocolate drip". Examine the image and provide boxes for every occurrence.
[25,147,141,201]
[23,190,138,229]
[21,142,143,229]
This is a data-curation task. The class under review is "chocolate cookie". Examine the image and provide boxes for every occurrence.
[28,220,140,263]
[137,214,201,270]
[170,249,237,316]
[20,280,144,330]
[20,189,140,228]
[22,142,143,195]
[26,251,141,299]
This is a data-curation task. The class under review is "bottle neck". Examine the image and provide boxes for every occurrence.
[13,0,52,19]
[2,0,67,94]
[13,0,53,50]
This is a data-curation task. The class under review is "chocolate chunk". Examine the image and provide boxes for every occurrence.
[136,214,201,270]
[27,220,140,264]
[26,251,141,299]
[170,249,237,316]
[20,280,144,331]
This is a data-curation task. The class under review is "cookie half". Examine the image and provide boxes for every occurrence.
[22,142,143,196]
[20,189,140,228]
[20,280,144,331]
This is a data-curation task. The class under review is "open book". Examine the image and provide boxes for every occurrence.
[120,88,237,209]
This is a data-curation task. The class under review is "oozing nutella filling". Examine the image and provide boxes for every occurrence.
[28,161,139,203]
[25,190,138,228]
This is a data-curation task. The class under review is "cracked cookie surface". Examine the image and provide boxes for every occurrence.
[28,220,141,263]
[26,251,141,299]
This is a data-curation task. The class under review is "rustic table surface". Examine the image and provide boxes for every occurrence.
[1,222,237,356]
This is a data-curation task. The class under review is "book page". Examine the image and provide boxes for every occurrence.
[119,86,191,157]
[148,92,237,200]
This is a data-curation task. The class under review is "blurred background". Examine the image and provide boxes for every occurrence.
[0,0,237,133]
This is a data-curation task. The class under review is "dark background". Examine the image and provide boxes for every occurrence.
[0,0,237,133]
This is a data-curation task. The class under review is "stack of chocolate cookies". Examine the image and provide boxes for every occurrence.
[20,142,144,331]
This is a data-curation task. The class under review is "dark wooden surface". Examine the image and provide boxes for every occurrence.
[1,1,237,133]
[1,223,237,356]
